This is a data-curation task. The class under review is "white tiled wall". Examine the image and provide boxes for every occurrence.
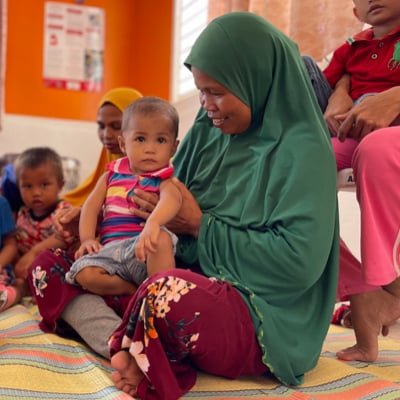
[0,113,102,182]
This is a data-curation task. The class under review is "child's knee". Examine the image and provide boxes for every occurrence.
[75,267,99,287]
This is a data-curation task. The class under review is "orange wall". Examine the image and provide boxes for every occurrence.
[5,0,173,121]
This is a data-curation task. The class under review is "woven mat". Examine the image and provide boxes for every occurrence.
[1,305,400,400]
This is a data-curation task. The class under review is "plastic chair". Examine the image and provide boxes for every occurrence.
[62,157,80,190]
[337,168,355,192]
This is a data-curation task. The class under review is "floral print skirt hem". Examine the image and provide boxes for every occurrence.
[109,269,268,400]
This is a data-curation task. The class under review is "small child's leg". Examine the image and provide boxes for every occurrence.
[75,266,137,296]
[146,230,175,277]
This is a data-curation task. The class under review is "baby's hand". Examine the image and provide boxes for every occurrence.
[135,222,161,262]
[74,239,103,260]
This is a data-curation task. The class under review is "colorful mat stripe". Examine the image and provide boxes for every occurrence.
[1,305,400,399]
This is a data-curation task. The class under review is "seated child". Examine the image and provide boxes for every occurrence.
[14,147,71,285]
[303,0,400,149]
[66,96,182,296]
[0,195,21,311]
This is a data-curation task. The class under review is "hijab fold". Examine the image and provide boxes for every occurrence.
[174,12,339,385]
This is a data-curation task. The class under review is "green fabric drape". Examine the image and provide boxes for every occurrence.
[174,12,339,386]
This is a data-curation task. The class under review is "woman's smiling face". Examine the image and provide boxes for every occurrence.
[191,66,252,135]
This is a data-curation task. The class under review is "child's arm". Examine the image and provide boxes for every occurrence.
[0,234,18,268]
[149,179,182,226]
[14,235,66,279]
[75,173,108,259]
[135,179,182,261]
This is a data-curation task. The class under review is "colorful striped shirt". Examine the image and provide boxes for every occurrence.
[99,156,174,245]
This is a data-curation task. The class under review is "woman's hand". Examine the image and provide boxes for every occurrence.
[132,178,203,238]
[324,75,353,136]
[130,190,158,220]
[53,207,81,243]
[337,87,400,142]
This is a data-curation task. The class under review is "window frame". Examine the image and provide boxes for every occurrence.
[171,0,208,102]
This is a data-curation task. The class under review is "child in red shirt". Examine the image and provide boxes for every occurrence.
[305,0,400,143]
[14,147,71,287]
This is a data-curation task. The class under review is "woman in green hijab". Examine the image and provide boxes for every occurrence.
[109,12,339,400]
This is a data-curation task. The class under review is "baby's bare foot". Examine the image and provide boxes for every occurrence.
[111,350,144,398]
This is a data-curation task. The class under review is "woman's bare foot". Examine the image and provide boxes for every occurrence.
[111,350,144,398]
[336,289,400,362]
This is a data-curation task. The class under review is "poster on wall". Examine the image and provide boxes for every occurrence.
[43,1,105,92]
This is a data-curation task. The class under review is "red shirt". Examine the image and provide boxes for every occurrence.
[16,199,71,254]
[323,25,400,100]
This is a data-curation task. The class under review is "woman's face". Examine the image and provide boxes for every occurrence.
[96,103,124,155]
[191,67,251,135]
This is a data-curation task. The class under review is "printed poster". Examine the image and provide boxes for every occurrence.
[43,1,105,92]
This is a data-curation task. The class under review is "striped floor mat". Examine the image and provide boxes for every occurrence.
[1,305,400,400]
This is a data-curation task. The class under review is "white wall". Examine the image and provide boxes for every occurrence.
[0,114,101,182]
[338,191,361,260]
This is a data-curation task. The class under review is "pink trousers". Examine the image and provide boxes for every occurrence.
[332,127,400,300]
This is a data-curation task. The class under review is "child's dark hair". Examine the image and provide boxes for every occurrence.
[122,96,179,138]
[15,147,64,184]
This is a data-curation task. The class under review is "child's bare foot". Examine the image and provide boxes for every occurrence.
[336,289,400,362]
[111,350,144,398]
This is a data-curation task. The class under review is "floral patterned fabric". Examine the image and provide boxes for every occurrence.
[109,269,268,400]
[29,248,131,333]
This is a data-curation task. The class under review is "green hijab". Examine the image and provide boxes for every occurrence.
[174,12,339,386]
